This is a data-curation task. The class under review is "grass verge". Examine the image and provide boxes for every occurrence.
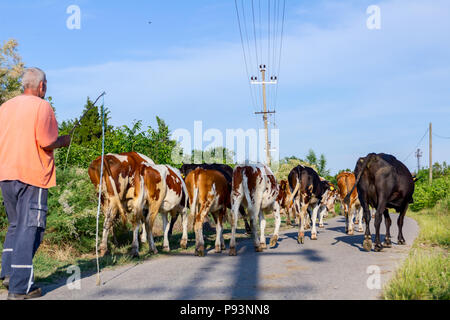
[382,196,449,300]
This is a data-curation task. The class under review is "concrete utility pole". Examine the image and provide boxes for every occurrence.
[251,64,277,166]
[429,122,433,184]
[415,148,422,174]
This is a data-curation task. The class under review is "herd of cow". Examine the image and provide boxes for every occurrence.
[88,151,415,257]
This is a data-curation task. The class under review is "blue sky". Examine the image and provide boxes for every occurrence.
[1,0,449,174]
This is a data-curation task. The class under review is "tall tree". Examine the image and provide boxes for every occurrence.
[0,39,24,105]
[59,97,112,145]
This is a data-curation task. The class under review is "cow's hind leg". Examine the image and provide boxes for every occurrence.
[397,204,408,245]
[212,209,225,253]
[318,205,326,228]
[348,205,355,235]
[259,209,267,250]
[161,212,171,252]
[100,208,113,256]
[344,203,350,233]
[240,206,252,234]
[270,201,281,248]
[168,213,178,237]
[179,206,188,249]
[297,198,307,244]
[140,208,148,243]
[356,206,364,232]
[229,193,242,256]
[310,205,320,240]
[373,200,387,252]
[194,201,212,257]
[382,209,392,248]
[131,223,140,257]
[361,199,373,252]
[305,208,311,230]
[250,202,263,252]
[146,208,160,255]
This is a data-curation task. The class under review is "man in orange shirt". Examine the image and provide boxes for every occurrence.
[0,67,70,299]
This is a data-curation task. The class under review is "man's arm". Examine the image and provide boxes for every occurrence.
[42,135,71,151]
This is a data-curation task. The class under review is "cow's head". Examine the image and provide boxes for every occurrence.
[322,182,337,215]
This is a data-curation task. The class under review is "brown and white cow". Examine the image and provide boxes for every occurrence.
[277,180,295,226]
[229,164,281,255]
[88,152,155,256]
[337,172,363,234]
[139,164,189,254]
[184,168,229,257]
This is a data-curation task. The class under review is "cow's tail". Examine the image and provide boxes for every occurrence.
[344,154,375,203]
[288,177,300,206]
[242,172,252,210]
[190,180,199,220]
[169,175,189,235]
[102,157,128,225]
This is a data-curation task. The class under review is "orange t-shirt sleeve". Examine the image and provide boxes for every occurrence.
[36,101,59,148]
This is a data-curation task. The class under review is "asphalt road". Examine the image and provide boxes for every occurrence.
[3,214,419,300]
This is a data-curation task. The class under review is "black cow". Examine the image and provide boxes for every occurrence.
[180,163,252,233]
[288,165,333,243]
[345,153,415,252]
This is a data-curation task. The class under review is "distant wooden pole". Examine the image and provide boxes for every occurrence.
[429,122,432,184]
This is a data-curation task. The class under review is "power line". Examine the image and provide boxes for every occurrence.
[234,0,258,112]
[433,133,450,139]
[251,0,259,67]
[403,127,429,162]
[273,0,286,110]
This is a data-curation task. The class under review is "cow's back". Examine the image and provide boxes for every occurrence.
[337,172,357,201]
[186,168,230,209]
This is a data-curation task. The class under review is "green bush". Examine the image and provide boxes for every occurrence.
[44,167,101,252]
[411,174,450,212]
[0,167,102,253]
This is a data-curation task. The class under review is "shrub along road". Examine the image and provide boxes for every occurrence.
[2,214,419,300]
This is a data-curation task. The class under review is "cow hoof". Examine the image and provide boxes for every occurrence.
[130,249,139,258]
[297,236,304,244]
[215,245,221,253]
[269,235,278,248]
[255,246,263,252]
[162,246,170,253]
[180,239,188,249]
[398,239,406,245]
[374,244,383,252]
[363,239,372,251]
[347,230,354,235]
[354,221,359,225]
[358,227,364,232]
[382,241,392,248]
[229,247,237,256]
[260,242,267,250]
[221,244,226,250]
[311,233,317,240]
[149,248,158,255]
[319,224,324,228]
[195,246,205,257]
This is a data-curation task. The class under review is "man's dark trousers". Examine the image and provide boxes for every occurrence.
[0,180,47,294]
